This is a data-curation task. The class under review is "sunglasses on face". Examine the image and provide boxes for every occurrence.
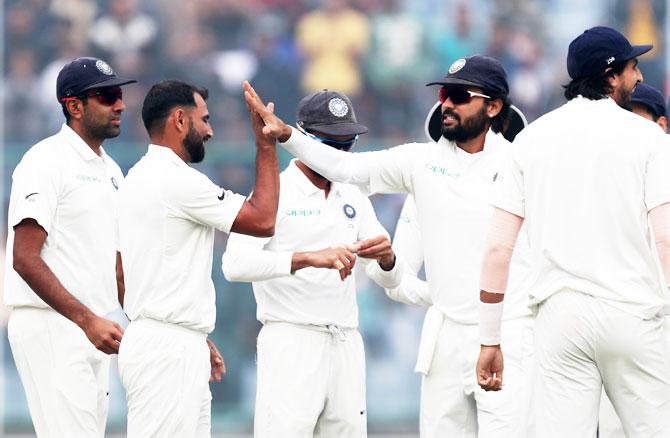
[297,125,358,151]
[61,87,123,106]
[438,87,491,105]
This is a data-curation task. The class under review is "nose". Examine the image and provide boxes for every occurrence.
[113,98,126,112]
[441,98,456,111]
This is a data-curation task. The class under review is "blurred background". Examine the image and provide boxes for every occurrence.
[1,0,667,435]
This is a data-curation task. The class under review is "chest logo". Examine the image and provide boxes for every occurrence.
[286,209,321,217]
[425,163,460,179]
[111,177,119,190]
[343,203,357,219]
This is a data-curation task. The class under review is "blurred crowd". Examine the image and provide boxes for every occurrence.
[2,0,667,432]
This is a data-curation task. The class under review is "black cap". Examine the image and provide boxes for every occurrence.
[567,26,652,79]
[426,55,509,98]
[631,83,666,119]
[297,90,368,136]
[56,57,137,102]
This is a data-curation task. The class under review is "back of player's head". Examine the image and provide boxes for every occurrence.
[564,26,652,101]
[631,83,666,121]
[142,80,209,136]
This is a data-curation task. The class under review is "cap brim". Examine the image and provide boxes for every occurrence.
[426,78,483,89]
[81,77,137,92]
[305,122,368,136]
[627,44,653,60]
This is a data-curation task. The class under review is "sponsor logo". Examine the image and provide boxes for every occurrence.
[425,163,460,178]
[25,192,38,200]
[77,174,100,183]
[218,189,225,201]
[606,56,615,65]
[492,172,498,182]
[286,209,321,217]
[111,177,119,190]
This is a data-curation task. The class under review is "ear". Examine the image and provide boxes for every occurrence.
[658,116,668,133]
[65,100,84,120]
[486,98,503,118]
[172,108,188,134]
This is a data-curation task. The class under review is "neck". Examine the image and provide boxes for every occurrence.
[296,160,331,195]
[456,130,487,154]
[151,135,189,162]
[69,123,103,156]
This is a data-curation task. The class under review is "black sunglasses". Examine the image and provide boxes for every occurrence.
[438,87,491,105]
[62,87,123,106]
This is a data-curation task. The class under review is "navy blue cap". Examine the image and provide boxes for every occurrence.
[297,90,368,136]
[631,83,666,119]
[56,57,136,102]
[426,55,509,98]
[567,26,652,79]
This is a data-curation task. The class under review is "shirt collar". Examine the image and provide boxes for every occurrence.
[286,159,342,197]
[437,128,504,156]
[60,123,104,162]
[146,144,188,168]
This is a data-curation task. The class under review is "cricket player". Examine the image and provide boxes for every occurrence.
[223,90,395,437]
[4,57,134,437]
[117,79,280,437]
[245,55,535,437]
[599,82,669,438]
[476,26,670,437]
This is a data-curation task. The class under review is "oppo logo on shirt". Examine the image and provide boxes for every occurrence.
[286,209,322,217]
[76,174,100,183]
[425,163,460,179]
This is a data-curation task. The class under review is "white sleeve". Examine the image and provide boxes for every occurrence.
[280,127,417,194]
[385,195,431,306]
[650,202,670,286]
[222,232,293,282]
[8,153,60,232]
[491,137,526,218]
[168,168,246,233]
[645,136,670,211]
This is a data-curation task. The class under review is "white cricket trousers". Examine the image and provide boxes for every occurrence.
[7,307,110,438]
[118,318,211,438]
[255,322,367,438]
[535,291,670,438]
[420,316,535,438]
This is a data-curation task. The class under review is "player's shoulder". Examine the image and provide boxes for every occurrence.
[14,132,68,175]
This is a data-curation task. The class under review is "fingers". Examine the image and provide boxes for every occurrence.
[355,236,392,259]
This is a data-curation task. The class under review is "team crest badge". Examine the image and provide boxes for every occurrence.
[449,58,466,74]
[96,60,114,75]
[343,203,356,219]
[328,98,349,117]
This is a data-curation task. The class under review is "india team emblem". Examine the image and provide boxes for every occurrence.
[449,58,466,74]
[96,60,114,75]
[343,203,356,219]
[328,98,349,117]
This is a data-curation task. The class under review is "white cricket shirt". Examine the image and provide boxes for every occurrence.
[4,124,124,316]
[118,145,246,333]
[222,160,389,328]
[494,96,670,318]
[282,131,533,324]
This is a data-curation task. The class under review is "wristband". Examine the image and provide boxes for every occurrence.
[479,300,504,346]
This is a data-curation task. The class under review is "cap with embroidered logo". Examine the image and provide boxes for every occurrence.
[296,90,368,136]
[566,26,652,79]
[56,57,137,102]
[425,55,509,98]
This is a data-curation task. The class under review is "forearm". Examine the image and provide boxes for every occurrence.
[222,246,292,282]
[280,127,372,185]
[386,274,432,307]
[14,255,96,327]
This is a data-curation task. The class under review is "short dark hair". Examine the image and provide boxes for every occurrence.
[563,60,628,101]
[141,80,208,136]
[490,95,511,134]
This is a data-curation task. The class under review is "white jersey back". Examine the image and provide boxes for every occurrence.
[494,96,670,318]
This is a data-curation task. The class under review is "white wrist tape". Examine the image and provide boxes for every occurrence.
[479,300,504,346]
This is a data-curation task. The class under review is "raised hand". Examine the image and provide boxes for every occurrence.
[243,81,292,142]
[292,246,357,281]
